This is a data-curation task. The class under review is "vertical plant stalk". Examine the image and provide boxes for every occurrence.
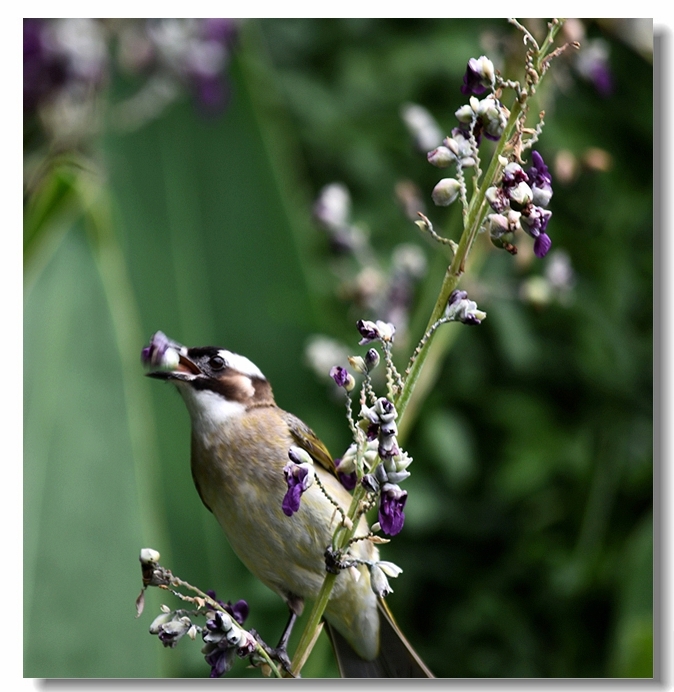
[290,19,567,676]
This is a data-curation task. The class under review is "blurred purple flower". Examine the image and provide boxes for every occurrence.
[379,485,407,536]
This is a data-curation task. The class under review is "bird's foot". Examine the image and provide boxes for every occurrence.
[324,546,357,574]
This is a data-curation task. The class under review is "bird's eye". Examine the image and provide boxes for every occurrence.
[209,356,225,371]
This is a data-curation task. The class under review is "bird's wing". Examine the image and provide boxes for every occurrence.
[282,412,338,477]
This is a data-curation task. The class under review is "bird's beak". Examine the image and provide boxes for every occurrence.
[141,331,201,382]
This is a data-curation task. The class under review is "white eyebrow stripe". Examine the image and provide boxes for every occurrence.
[220,350,266,380]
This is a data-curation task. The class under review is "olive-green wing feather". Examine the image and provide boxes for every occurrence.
[282,411,337,476]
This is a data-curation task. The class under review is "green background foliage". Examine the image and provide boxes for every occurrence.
[24,19,653,678]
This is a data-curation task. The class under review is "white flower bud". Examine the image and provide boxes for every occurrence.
[386,470,411,484]
[427,146,454,168]
[348,355,367,374]
[454,104,474,123]
[432,178,461,207]
[288,446,313,466]
[139,548,161,565]
[475,55,495,85]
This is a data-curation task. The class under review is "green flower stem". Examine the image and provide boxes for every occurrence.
[290,96,526,679]
[290,484,368,676]
[290,20,566,675]
[396,97,523,424]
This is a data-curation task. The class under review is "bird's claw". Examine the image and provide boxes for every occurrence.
[324,546,357,574]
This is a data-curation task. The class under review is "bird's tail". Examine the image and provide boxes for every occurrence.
[325,599,434,678]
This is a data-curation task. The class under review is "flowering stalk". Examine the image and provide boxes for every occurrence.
[291,19,572,676]
[397,18,571,424]
[136,549,284,678]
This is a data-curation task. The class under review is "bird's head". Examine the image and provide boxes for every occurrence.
[142,331,275,430]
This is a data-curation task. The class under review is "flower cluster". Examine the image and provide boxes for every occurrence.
[201,605,256,678]
[428,128,476,171]
[427,56,509,211]
[24,18,240,152]
[311,184,427,347]
[24,19,106,116]
[359,398,412,536]
[281,447,316,517]
[485,151,554,258]
[455,94,509,144]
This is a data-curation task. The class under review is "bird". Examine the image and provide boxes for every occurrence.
[142,330,433,678]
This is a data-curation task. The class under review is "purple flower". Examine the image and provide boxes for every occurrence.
[204,645,236,678]
[527,151,553,207]
[24,19,67,112]
[356,319,395,345]
[460,57,491,96]
[520,206,552,237]
[502,162,529,188]
[202,18,239,46]
[366,423,380,440]
[533,233,552,258]
[378,485,408,536]
[335,458,358,491]
[202,612,238,677]
[356,319,379,343]
[589,63,613,97]
[282,461,314,516]
[141,330,170,366]
[192,73,230,113]
[329,365,354,391]
[206,591,249,625]
[576,39,614,98]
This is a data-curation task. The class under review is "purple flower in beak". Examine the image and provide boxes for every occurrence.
[141,331,184,369]
[378,484,408,536]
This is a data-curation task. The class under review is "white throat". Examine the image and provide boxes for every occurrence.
[177,384,246,437]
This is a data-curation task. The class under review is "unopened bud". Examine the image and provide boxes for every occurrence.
[140,548,161,565]
[348,356,367,374]
[432,178,461,207]
[455,104,474,123]
[427,146,453,168]
[365,348,380,370]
